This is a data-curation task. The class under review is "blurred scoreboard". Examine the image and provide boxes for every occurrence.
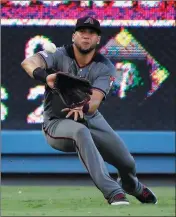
[1,0,175,130]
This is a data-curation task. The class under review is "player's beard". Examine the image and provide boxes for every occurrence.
[74,42,97,54]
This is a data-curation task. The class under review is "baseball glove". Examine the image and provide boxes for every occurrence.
[52,72,92,108]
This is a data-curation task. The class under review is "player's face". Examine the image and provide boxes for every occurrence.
[73,28,101,54]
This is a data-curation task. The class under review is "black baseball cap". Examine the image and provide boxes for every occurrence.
[75,16,101,35]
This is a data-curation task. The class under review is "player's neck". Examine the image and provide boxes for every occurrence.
[73,45,96,68]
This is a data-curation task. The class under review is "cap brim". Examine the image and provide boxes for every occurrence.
[75,26,101,35]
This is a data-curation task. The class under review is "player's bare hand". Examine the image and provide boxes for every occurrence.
[46,73,57,89]
[61,106,84,121]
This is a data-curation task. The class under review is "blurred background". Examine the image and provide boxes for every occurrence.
[1,0,175,185]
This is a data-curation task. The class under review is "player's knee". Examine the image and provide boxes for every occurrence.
[74,125,90,141]
[75,125,89,136]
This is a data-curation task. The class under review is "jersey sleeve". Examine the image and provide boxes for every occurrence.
[92,63,117,98]
[37,48,63,69]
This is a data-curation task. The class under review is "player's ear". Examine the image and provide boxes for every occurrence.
[72,33,75,43]
[97,36,101,45]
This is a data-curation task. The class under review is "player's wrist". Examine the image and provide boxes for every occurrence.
[33,67,47,83]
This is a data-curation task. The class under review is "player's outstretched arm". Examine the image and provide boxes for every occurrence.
[21,42,58,87]
[21,54,46,78]
[21,54,57,88]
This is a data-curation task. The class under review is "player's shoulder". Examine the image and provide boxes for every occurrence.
[94,53,110,64]
[40,45,72,60]
[37,45,65,58]
[55,46,67,55]
[94,53,116,76]
[42,45,69,57]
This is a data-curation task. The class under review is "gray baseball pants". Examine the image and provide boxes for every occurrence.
[43,111,143,201]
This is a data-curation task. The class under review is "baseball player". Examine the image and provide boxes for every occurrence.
[21,16,157,205]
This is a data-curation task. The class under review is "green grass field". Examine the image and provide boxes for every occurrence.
[1,186,175,216]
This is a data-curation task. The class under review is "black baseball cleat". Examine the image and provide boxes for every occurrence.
[108,193,130,205]
[135,186,157,204]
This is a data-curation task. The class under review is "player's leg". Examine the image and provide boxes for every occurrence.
[88,112,157,204]
[43,118,129,204]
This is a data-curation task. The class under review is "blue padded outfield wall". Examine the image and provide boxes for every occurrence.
[2,131,175,174]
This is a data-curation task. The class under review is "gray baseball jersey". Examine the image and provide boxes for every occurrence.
[38,45,116,123]
[39,45,143,201]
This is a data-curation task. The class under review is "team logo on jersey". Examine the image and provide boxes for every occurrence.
[110,76,115,87]
[84,17,94,25]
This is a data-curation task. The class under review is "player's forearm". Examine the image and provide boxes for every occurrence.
[21,54,46,78]
[84,89,104,114]
[21,60,38,78]
[86,99,101,114]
